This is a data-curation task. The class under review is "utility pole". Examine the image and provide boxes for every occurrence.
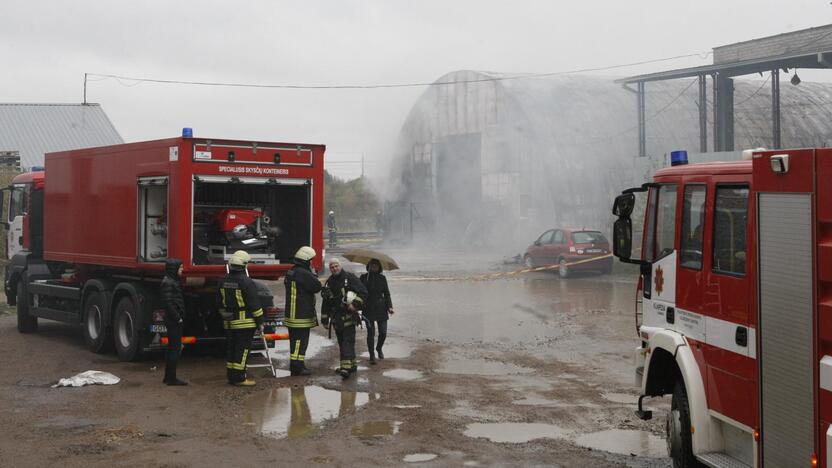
[361,153,365,178]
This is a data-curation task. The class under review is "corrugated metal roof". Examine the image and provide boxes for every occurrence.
[0,103,123,169]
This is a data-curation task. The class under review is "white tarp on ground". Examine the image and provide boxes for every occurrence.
[52,370,120,388]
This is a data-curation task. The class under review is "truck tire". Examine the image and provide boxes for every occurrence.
[667,379,701,468]
[16,280,38,333]
[558,258,570,278]
[83,291,113,354]
[114,296,143,361]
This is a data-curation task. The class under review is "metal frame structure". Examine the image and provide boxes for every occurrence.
[619,24,832,156]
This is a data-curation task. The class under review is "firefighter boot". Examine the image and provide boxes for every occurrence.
[233,378,256,387]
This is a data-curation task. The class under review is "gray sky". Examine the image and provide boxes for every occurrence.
[1,0,829,179]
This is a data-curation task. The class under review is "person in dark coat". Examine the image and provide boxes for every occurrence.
[160,258,188,386]
[321,258,367,378]
[284,246,322,376]
[360,258,394,364]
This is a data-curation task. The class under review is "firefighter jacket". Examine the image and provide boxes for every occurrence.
[322,271,368,329]
[218,268,264,330]
[283,260,322,328]
[160,275,185,323]
[359,271,392,322]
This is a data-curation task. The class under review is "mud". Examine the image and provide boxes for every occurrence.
[0,249,671,466]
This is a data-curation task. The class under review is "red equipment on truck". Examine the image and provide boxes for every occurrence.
[2,134,325,361]
[612,148,832,467]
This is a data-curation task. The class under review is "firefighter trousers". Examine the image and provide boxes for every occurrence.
[335,325,356,371]
[288,327,311,372]
[226,327,256,383]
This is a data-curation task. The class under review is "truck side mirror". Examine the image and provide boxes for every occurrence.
[612,193,635,217]
[613,217,632,260]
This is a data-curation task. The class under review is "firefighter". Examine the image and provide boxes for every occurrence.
[284,246,322,376]
[160,258,187,386]
[327,211,337,248]
[219,250,264,386]
[321,258,367,379]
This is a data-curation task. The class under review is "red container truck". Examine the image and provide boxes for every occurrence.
[3,135,325,361]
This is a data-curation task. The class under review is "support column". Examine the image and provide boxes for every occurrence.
[637,81,646,157]
[771,69,781,149]
[698,75,708,153]
[712,73,719,152]
[715,73,735,151]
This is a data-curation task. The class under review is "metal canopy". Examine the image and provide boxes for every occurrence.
[617,23,832,156]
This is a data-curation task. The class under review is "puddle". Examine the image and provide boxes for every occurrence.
[244,385,376,439]
[511,396,598,408]
[393,404,422,409]
[403,453,438,463]
[438,358,533,376]
[360,341,413,359]
[573,429,666,457]
[463,423,568,443]
[351,420,402,438]
[383,369,424,381]
[601,392,637,405]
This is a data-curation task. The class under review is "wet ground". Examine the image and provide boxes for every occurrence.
[0,247,671,466]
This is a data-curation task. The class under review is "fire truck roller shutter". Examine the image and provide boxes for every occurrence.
[643,329,716,455]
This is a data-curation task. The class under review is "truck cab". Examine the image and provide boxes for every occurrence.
[612,149,832,467]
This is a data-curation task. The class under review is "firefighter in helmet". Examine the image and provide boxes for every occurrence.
[219,250,264,386]
[321,258,367,379]
[284,246,322,376]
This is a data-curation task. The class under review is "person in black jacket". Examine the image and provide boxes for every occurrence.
[219,250,265,386]
[284,246,322,376]
[360,258,394,364]
[321,258,367,379]
[160,258,188,386]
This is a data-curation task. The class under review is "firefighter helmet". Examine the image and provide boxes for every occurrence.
[229,250,251,266]
[294,246,316,261]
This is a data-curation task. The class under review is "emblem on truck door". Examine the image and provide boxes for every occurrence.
[655,266,664,296]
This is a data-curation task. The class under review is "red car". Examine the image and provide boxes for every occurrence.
[523,228,613,277]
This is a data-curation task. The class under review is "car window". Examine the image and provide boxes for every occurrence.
[537,230,554,244]
[680,185,706,270]
[571,231,607,244]
[552,230,565,244]
[712,185,749,276]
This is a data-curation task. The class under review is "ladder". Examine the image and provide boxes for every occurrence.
[247,329,277,377]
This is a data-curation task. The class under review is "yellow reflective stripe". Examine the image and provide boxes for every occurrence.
[291,340,301,361]
[236,289,245,308]
[220,289,226,307]
[252,308,264,318]
[239,311,246,321]
[241,349,249,367]
[290,282,297,319]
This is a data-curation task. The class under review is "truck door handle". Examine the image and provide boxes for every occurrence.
[666,307,675,324]
[735,326,748,347]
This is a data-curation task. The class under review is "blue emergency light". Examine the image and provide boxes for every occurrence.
[182,127,193,138]
[30,166,44,172]
[670,150,688,166]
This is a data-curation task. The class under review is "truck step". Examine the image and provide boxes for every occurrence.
[697,452,751,468]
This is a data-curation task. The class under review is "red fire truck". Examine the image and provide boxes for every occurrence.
[2,133,325,361]
[612,148,832,467]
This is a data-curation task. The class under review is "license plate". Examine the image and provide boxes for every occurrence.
[149,324,167,333]
[263,320,282,328]
[586,249,602,253]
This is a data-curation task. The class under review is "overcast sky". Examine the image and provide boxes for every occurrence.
[1,0,830,179]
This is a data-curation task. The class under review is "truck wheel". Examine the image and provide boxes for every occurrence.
[83,291,112,354]
[16,280,38,333]
[114,296,143,361]
[667,379,700,467]
[558,258,570,278]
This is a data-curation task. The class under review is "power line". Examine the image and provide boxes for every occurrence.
[85,51,711,91]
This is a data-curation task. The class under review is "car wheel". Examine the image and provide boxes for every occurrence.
[16,280,38,333]
[83,291,113,353]
[114,296,144,362]
[524,255,534,268]
[667,379,699,467]
[558,258,570,278]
